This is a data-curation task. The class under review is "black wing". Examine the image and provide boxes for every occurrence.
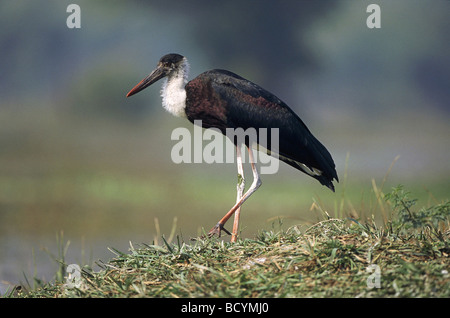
[207,69,338,191]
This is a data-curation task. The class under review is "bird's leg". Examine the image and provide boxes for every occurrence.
[208,146,261,239]
[232,144,245,242]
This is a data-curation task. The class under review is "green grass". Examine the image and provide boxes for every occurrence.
[8,185,449,298]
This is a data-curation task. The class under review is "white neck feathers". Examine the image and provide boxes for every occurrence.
[160,58,189,118]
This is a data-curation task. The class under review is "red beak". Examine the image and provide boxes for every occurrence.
[126,65,167,97]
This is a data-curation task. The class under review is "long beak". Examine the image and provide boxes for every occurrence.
[126,65,167,97]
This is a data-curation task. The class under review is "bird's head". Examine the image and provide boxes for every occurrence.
[126,53,187,97]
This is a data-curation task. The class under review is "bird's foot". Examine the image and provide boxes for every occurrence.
[207,223,231,238]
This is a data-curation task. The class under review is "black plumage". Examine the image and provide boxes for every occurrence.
[185,69,338,191]
[127,53,338,241]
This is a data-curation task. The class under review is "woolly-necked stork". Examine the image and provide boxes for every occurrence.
[127,53,338,242]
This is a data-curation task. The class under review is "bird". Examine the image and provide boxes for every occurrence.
[126,53,338,242]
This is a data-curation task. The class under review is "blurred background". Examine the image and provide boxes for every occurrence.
[0,0,449,294]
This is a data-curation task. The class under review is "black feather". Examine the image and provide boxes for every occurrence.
[186,69,338,191]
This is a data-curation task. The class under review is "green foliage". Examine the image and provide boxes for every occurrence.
[385,185,449,234]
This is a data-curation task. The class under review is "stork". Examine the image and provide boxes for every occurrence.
[127,53,338,242]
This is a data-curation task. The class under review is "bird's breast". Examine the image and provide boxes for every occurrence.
[161,77,188,118]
